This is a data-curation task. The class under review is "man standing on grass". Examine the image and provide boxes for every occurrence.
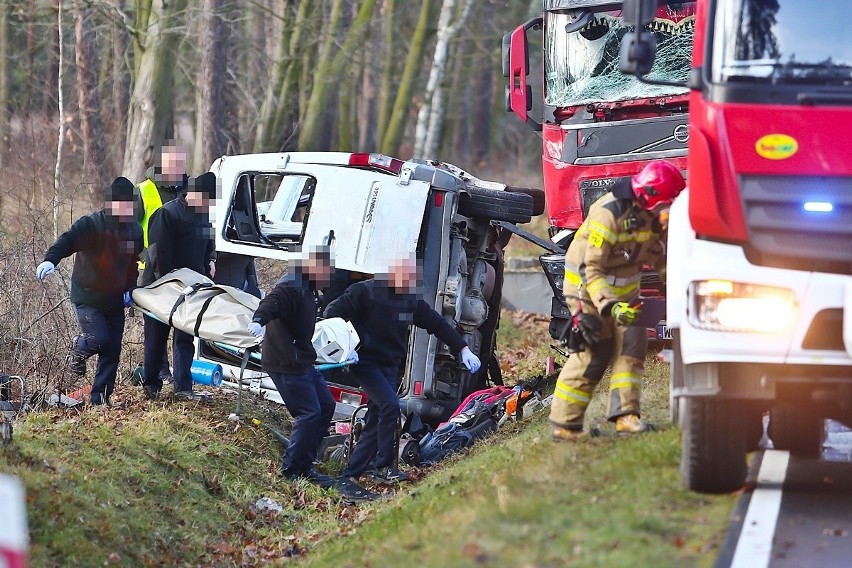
[324,255,481,486]
[549,160,685,440]
[140,172,217,402]
[248,247,378,501]
[136,141,189,385]
[36,177,143,407]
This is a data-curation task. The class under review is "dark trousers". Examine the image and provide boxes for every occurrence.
[342,364,400,478]
[73,304,125,401]
[269,368,335,474]
[143,315,195,393]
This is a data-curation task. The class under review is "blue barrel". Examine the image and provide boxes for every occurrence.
[191,360,223,387]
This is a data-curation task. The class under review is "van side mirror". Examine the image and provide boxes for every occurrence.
[619,31,657,76]
[622,0,657,26]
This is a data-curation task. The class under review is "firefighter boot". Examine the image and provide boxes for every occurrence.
[552,425,587,442]
[615,414,655,435]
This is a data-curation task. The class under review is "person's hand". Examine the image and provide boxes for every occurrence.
[460,346,481,373]
[611,301,642,326]
[36,261,55,281]
[346,350,359,364]
[247,322,264,338]
[209,260,216,279]
[123,291,133,307]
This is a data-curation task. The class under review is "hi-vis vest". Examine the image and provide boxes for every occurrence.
[138,179,164,249]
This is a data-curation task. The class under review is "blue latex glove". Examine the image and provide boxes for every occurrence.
[123,291,132,307]
[460,347,481,373]
[36,261,55,281]
[247,322,264,338]
[346,350,359,364]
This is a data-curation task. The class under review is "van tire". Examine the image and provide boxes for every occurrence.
[769,404,823,458]
[505,186,545,217]
[458,187,534,224]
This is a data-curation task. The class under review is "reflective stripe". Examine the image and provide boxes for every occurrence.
[617,230,656,243]
[555,381,591,406]
[610,373,642,391]
[588,221,617,244]
[609,280,640,296]
[586,277,609,296]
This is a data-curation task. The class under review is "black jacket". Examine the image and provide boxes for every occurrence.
[141,196,216,285]
[44,210,143,310]
[323,279,467,367]
[252,271,320,374]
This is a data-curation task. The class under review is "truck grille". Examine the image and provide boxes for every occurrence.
[740,175,852,273]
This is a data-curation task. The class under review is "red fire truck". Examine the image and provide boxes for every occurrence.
[621,0,852,493]
[503,0,695,340]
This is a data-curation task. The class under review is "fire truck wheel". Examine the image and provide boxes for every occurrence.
[505,186,545,216]
[769,404,823,458]
[458,187,534,224]
[681,396,747,494]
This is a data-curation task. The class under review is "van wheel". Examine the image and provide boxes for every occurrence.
[769,404,823,458]
[458,187,534,224]
[681,397,747,494]
[505,186,545,217]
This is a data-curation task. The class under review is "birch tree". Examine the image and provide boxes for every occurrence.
[412,0,473,159]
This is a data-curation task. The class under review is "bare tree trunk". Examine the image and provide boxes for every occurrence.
[449,36,471,165]
[53,1,65,238]
[254,0,292,152]
[74,0,108,202]
[356,50,376,151]
[112,0,131,150]
[298,0,377,151]
[194,0,228,169]
[43,18,59,118]
[374,0,395,141]
[123,0,188,181]
[24,0,35,119]
[413,0,473,159]
[0,0,8,168]
[379,0,433,157]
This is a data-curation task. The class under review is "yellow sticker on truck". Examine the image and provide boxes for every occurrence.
[755,134,798,160]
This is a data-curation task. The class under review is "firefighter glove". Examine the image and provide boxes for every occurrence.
[123,291,132,307]
[460,347,481,373]
[247,322,264,338]
[36,261,55,281]
[610,302,641,326]
[346,350,359,364]
[577,313,602,345]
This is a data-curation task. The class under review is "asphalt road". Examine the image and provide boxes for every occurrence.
[716,422,852,568]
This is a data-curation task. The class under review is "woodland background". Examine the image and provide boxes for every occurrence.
[0,0,546,399]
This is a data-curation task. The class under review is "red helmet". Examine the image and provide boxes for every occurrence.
[631,160,685,212]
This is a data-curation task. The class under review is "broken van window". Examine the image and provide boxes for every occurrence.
[225,173,315,246]
[544,8,694,108]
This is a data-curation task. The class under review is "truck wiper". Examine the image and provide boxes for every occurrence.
[797,92,852,106]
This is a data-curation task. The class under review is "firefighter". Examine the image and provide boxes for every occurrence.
[549,160,685,440]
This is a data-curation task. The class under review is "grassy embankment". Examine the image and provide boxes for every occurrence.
[0,308,736,567]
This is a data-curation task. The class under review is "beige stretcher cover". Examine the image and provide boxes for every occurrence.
[131,269,360,362]
[132,268,262,349]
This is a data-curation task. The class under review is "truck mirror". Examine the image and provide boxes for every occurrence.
[619,31,657,76]
[501,32,512,78]
[622,0,657,26]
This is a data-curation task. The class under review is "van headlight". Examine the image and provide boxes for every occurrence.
[689,280,797,333]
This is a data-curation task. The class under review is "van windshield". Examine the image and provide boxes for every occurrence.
[544,3,695,108]
[713,0,852,85]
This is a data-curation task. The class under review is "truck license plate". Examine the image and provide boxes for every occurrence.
[656,324,673,340]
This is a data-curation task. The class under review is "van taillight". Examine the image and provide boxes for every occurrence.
[413,381,423,396]
[433,193,444,207]
[348,153,403,174]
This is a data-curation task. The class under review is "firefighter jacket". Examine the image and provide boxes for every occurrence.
[563,179,666,314]
[43,210,143,310]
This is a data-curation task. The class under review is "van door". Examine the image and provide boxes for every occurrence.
[212,154,432,273]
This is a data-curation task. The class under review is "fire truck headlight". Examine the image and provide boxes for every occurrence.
[690,280,797,333]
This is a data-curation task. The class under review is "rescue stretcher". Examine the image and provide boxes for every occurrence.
[130,268,362,419]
